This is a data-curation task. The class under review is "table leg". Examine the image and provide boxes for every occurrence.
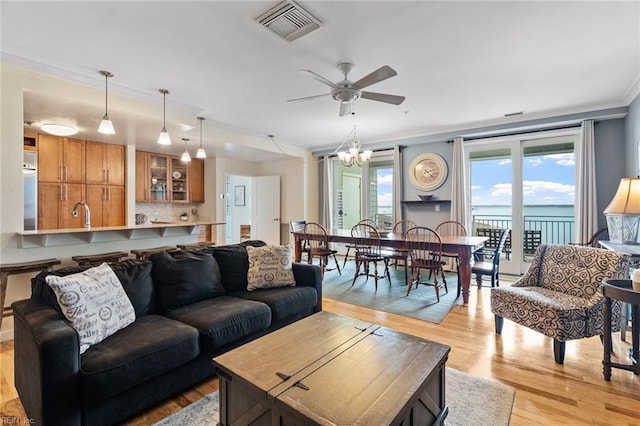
[0,272,8,330]
[458,247,473,304]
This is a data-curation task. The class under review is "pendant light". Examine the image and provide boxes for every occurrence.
[157,89,172,145]
[97,70,115,134]
[196,116,207,159]
[181,138,191,162]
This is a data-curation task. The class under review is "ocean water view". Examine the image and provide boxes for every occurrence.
[471,204,575,245]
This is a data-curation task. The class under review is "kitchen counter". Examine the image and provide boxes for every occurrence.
[18,221,225,248]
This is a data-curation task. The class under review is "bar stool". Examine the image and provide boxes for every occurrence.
[176,242,215,251]
[0,258,61,329]
[602,279,640,380]
[71,251,130,266]
[130,246,180,260]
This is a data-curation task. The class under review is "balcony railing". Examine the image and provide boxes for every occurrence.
[472,214,575,259]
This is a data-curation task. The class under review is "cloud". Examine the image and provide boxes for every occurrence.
[378,192,393,206]
[544,153,575,166]
[529,158,542,167]
[523,180,574,194]
[498,159,512,166]
[471,185,482,190]
[491,183,512,196]
[377,173,393,184]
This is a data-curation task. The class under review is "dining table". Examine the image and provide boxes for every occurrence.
[292,228,487,304]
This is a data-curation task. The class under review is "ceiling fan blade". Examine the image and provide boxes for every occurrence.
[299,70,338,88]
[360,91,405,105]
[287,93,330,103]
[339,102,351,117]
[352,65,397,89]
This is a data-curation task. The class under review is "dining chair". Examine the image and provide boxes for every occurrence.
[342,218,378,268]
[350,222,391,290]
[290,220,310,262]
[303,222,341,277]
[405,226,448,302]
[472,229,510,290]
[435,220,467,277]
[384,220,416,285]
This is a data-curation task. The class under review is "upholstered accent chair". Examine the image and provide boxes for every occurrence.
[490,244,626,364]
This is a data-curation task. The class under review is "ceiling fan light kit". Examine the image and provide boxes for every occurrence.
[289,62,405,117]
[336,125,372,167]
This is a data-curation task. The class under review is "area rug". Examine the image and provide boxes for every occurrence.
[321,262,462,323]
[153,368,514,426]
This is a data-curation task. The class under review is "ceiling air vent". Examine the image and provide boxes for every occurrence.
[256,0,321,42]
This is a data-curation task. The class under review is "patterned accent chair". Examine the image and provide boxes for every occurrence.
[490,244,626,364]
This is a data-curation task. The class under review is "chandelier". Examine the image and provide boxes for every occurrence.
[336,125,372,167]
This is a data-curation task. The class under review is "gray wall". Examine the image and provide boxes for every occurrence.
[594,118,627,229]
[625,93,640,176]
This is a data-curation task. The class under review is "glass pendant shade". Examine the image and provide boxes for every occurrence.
[98,71,115,134]
[157,127,172,145]
[98,114,115,134]
[181,138,191,162]
[337,126,371,167]
[604,177,640,244]
[157,89,171,145]
[195,116,207,158]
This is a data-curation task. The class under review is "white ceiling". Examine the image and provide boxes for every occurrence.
[2,1,639,161]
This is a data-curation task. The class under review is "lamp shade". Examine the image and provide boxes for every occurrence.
[604,177,640,244]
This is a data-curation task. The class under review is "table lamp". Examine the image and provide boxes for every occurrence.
[604,177,640,244]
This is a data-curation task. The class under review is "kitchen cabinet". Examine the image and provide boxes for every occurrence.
[136,151,205,203]
[38,182,86,230]
[87,184,125,227]
[86,141,125,185]
[38,134,85,183]
[189,158,205,203]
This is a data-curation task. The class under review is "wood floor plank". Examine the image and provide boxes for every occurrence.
[1,285,639,425]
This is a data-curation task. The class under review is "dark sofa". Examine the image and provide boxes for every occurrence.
[12,241,322,426]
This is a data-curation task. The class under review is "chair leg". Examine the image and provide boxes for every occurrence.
[384,259,391,286]
[494,315,504,334]
[342,247,351,269]
[351,260,360,286]
[599,334,613,354]
[475,273,483,288]
[332,253,342,275]
[372,261,378,291]
[553,339,565,364]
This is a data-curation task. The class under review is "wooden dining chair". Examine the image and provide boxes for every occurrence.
[472,229,510,290]
[405,226,448,302]
[435,221,467,279]
[304,222,341,277]
[384,220,416,285]
[350,222,391,290]
[290,220,310,262]
[342,218,378,268]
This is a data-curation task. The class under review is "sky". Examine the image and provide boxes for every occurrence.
[471,153,575,206]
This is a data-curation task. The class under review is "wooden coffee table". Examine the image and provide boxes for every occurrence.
[213,312,450,425]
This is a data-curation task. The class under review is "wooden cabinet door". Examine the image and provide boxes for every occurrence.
[149,154,169,202]
[171,157,188,202]
[106,144,125,185]
[86,141,106,184]
[38,134,63,182]
[38,182,61,230]
[189,158,205,203]
[105,185,125,226]
[86,184,106,228]
[135,151,149,202]
[64,138,86,183]
[60,183,85,229]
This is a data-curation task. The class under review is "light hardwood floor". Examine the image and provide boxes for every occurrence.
[1,286,639,425]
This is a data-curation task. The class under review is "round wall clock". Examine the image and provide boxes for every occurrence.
[408,153,449,191]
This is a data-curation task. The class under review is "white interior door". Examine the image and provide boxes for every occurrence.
[341,174,361,230]
[251,175,281,244]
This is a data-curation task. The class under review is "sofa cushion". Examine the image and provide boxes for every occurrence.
[210,241,267,292]
[163,296,271,353]
[246,245,296,291]
[80,314,199,401]
[150,251,224,311]
[231,286,317,322]
[32,259,156,317]
[46,263,136,354]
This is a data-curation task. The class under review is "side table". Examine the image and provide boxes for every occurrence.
[602,279,640,380]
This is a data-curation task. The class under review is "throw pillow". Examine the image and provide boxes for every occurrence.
[149,250,225,311]
[45,262,136,354]
[246,245,296,291]
[210,241,267,292]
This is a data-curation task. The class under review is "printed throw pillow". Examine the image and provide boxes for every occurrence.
[46,262,136,354]
[246,245,296,291]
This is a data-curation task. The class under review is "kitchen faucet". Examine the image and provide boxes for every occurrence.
[71,201,91,229]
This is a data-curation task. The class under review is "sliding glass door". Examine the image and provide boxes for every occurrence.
[468,132,577,274]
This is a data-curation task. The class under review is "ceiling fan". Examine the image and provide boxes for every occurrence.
[288,62,405,116]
